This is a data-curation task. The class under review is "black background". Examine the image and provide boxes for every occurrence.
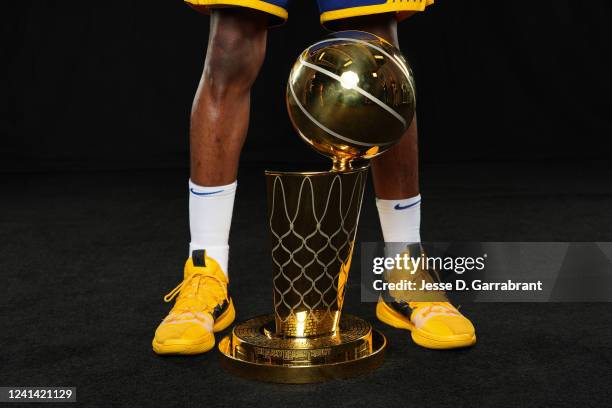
[2,2,612,407]
[3,0,612,171]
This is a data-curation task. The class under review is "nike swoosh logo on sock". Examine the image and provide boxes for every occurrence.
[190,188,224,196]
[394,200,421,210]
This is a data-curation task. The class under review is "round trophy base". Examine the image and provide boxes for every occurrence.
[218,314,386,383]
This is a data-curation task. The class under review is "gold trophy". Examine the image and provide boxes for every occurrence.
[218,31,416,383]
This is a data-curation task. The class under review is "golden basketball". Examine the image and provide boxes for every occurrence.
[286,30,416,169]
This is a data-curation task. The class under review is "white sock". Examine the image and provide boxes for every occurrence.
[376,194,422,244]
[188,179,237,277]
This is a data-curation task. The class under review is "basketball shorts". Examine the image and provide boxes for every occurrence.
[185,0,434,26]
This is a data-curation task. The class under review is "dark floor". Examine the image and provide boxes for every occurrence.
[1,161,612,407]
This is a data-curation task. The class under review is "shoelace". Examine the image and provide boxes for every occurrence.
[163,272,228,313]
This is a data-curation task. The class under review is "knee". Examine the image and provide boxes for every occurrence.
[202,10,268,96]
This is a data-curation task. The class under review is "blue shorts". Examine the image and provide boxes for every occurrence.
[185,0,433,26]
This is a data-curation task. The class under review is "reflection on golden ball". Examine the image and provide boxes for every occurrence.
[286,31,416,169]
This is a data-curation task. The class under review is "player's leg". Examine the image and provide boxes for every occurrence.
[326,5,476,349]
[332,14,421,243]
[188,7,268,274]
[153,5,277,355]
[190,9,268,186]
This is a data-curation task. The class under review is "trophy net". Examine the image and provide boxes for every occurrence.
[266,167,368,337]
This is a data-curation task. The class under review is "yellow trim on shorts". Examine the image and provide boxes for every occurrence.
[185,0,288,23]
[320,0,434,25]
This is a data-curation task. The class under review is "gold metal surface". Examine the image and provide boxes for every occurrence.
[266,167,368,337]
[287,30,416,166]
[218,315,386,383]
[218,167,385,382]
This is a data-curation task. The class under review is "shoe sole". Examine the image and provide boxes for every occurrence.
[152,299,236,355]
[376,300,476,350]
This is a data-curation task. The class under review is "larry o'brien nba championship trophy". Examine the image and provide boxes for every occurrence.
[219,31,416,383]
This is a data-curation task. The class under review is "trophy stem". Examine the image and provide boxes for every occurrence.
[331,157,352,172]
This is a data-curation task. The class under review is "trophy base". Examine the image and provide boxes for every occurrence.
[218,314,386,383]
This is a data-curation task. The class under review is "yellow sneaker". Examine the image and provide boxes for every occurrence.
[376,244,476,349]
[152,250,235,355]
[376,298,476,349]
